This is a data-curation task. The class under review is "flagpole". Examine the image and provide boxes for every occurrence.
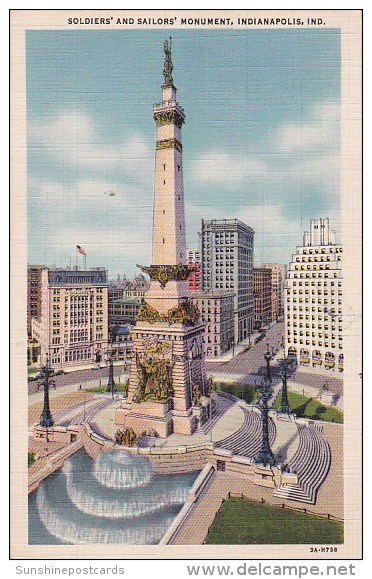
[75,246,78,270]
[84,254,87,270]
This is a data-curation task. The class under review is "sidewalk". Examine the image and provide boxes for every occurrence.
[28,382,87,405]
[205,330,268,363]
[61,361,126,374]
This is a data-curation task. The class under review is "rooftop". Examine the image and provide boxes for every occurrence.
[202,218,254,234]
[192,290,235,299]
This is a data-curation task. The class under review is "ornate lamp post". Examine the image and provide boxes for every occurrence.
[265,343,272,381]
[254,348,276,467]
[106,338,116,397]
[278,357,291,415]
[38,355,55,428]
[107,356,116,397]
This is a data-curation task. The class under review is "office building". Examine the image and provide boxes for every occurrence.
[191,290,235,357]
[187,248,202,291]
[285,218,343,371]
[262,262,288,318]
[201,218,254,343]
[253,268,273,329]
[31,268,108,369]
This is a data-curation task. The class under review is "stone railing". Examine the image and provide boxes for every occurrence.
[83,422,114,448]
[28,438,84,494]
[159,462,215,545]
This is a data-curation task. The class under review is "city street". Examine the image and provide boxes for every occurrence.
[28,365,125,395]
[206,322,285,383]
[29,322,343,407]
[206,321,343,402]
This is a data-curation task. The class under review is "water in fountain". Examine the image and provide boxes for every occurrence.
[93,449,152,489]
[28,450,199,545]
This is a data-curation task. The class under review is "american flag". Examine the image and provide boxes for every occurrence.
[76,245,86,256]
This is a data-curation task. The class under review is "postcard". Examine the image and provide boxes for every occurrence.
[10,9,362,561]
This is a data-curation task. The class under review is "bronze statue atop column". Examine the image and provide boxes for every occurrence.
[163,37,174,87]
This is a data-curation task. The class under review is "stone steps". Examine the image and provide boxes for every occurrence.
[215,408,276,459]
[273,423,331,504]
[194,393,233,434]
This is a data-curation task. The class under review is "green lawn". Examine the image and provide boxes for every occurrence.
[205,497,343,544]
[214,382,257,404]
[83,381,128,395]
[274,391,343,423]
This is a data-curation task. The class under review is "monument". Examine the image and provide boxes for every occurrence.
[115,39,213,438]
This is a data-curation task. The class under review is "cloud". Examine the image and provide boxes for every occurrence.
[29,110,152,177]
[29,111,95,147]
[288,153,341,193]
[191,152,269,186]
[185,201,304,265]
[274,101,340,154]
[28,178,153,259]
[188,100,340,201]
[186,200,342,267]
[28,102,341,274]
[28,188,153,274]
[29,177,150,206]
[27,108,155,274]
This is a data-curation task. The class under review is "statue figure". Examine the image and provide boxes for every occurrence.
[193,384,202,407]
[160,358,175,399]
[163,38,174,87]
[134,353,147,402]
[167,298,200,325]
[115,428,138,447]
[142,357,158,397]
[134,354,174,403]
[137,301,162,324]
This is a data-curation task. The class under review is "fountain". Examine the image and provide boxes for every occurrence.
[28,450,199,545]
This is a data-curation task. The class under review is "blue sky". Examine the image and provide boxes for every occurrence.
[27,28,340,277]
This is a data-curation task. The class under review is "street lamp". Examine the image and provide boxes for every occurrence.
[278,357,291,415]
[39,355,55,429]
[106,339,116,397]
[254,347,276,467]
[265,344,272,382]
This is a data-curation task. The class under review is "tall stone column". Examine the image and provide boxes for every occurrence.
[116,40,210,439]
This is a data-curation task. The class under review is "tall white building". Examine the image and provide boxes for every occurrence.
[285,218,343,372]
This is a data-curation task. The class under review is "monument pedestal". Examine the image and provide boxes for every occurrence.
[116,401,197,438]
[115,318,208,438]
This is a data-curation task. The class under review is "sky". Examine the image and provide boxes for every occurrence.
[26,28,341,278]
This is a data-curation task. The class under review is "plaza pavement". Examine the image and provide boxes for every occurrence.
[91,395,247,446]
[168,416,343,545]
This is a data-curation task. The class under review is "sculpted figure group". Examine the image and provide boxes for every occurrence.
[133,354,175,403]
